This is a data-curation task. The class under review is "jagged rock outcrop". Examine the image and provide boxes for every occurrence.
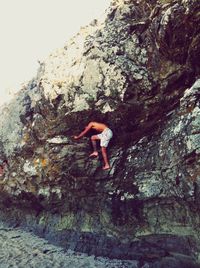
[0,0,200,266]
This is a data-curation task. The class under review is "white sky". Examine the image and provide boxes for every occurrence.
[0,0,110,105]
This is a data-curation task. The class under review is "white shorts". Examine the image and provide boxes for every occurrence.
[97,128,113,147]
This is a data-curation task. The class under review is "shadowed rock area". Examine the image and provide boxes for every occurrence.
[0,0,200,267]
[0,225,138,268]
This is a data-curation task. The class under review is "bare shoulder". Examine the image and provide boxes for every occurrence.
[90,121,100,127]
[88,121,107,129]
[88,121,94,125]
[87,122,95,128]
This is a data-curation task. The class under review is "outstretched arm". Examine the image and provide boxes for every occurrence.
[74,122,93,139]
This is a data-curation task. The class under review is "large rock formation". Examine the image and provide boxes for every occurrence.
[0,0,200,266]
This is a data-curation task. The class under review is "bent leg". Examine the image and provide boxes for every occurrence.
[90,135,100,157]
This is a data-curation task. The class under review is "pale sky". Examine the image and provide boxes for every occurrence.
[0,0,110,105]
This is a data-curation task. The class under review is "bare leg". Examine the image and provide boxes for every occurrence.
[101,147,110,170]
[90,135,99,157]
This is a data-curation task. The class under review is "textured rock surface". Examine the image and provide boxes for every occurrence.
[0,225,139,268]
[0,0,200,266]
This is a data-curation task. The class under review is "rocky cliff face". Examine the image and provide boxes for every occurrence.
[0,0,200,266]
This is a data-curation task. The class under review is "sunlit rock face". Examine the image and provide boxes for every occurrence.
[0,0,200,266]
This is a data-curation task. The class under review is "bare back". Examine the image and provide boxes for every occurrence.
[89,122,108,132]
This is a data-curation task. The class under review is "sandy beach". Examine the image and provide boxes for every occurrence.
[0,227,137,268]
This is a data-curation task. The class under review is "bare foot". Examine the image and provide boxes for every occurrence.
[89,151,98,157]
[102,165,110,170]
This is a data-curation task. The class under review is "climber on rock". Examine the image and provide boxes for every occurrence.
[74,121,113,170]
